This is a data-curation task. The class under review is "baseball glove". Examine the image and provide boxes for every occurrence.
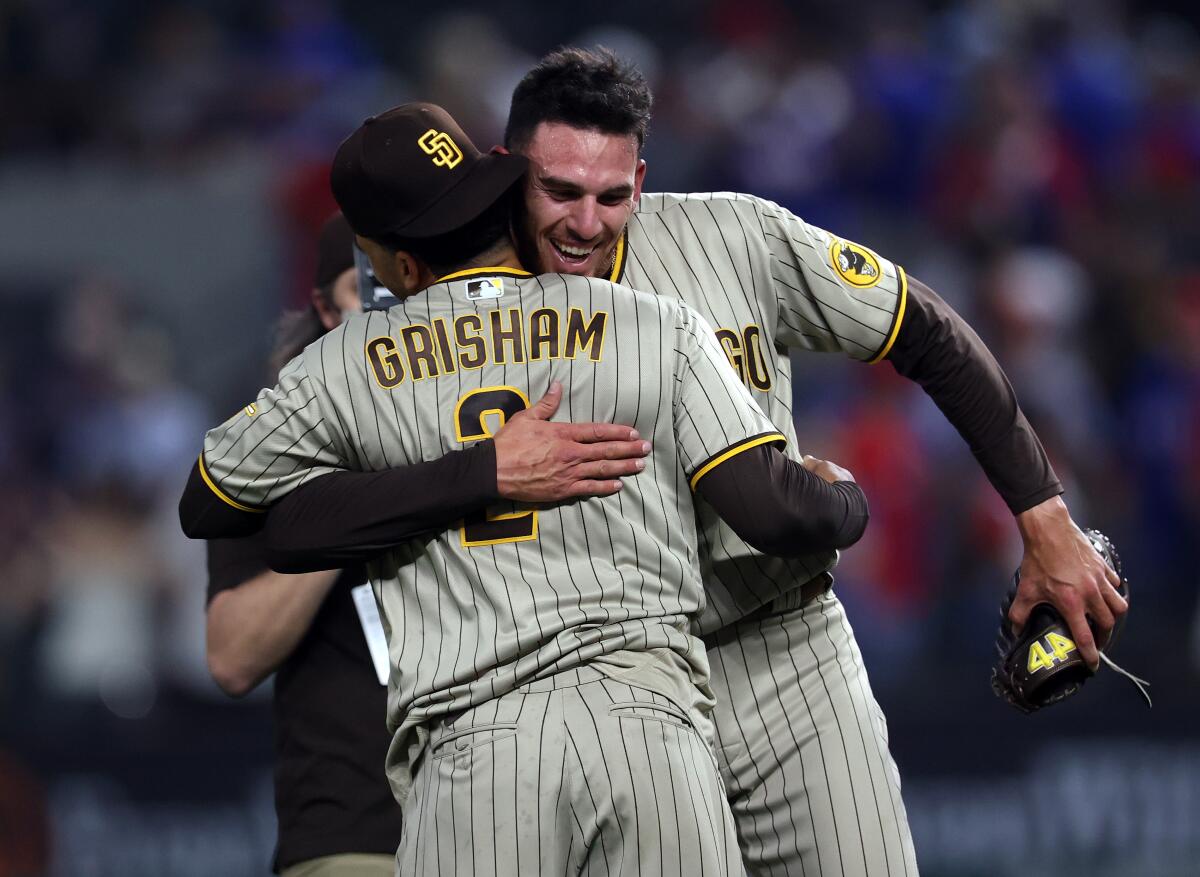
[991,528,1151,714]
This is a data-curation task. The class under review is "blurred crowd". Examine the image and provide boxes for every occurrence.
[1,0,1198,870]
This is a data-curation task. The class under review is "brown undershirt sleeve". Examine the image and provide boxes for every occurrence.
[696,445,869,555]
[179,459,266,540]
[885,276,1062,514]
[260,441,500,573]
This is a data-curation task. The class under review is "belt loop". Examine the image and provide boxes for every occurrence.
[750,572,833,623]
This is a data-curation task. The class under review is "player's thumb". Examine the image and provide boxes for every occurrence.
[1007,594,1031,635]
[528,381,563,421]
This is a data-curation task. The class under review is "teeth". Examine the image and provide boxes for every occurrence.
[555,242,593,258]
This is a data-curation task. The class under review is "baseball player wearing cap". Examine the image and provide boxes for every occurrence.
[203,213,401,877]
[195,52,1128,876]
[181,103,872,875]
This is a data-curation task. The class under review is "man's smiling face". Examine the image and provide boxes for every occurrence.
[514,121,645,278]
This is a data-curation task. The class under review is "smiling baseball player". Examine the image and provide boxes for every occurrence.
[182,49,1126,877]
[495,49,1125,876]
[181,102,872,875]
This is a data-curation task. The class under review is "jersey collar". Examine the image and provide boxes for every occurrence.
[435,266,533,284]
[605,230,628,284]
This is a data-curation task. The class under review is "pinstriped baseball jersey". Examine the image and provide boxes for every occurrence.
[198,266,784,791]
[610,191,908,632]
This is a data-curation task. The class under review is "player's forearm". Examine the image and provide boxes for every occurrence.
[697,446,869,555]
[206,567,339,697]
[263,441,499,573]
[885,277,1062,514]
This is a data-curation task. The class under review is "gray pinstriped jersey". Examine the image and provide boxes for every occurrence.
[616,192,907,632]
[199,268,783,776]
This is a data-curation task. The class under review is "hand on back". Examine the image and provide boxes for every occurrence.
[493,381,650,502]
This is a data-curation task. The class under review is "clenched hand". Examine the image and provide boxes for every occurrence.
[1010,496,1128,671]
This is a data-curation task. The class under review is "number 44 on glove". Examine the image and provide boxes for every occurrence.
[992,529,1152,714]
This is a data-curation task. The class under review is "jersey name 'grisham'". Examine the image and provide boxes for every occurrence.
[365,304,608,388]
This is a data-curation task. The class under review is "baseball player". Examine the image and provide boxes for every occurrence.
[495,48,1128,875]
[181,103,872,875]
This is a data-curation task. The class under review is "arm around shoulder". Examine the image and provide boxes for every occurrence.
[179,457,267,540]
[695,445,868,556]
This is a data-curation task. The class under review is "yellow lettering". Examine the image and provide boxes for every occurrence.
[715,328,745,382]
[1027,641,1055,674]
[528,308,560,360]
[455,314,487,369]
[490,308,525,364]
[366,336,405,389]
[565,308,608,361]
[742,324,773,391]
[417,129,463,169]
[400,324,439,381]
[431,318,457,374]
[1047,632,1076,663]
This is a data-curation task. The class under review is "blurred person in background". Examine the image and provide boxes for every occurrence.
[203,212,401,877]
[32,280,210,719]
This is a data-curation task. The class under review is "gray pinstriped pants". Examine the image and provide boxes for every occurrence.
[398,666,743,876]
[706,588,919,876]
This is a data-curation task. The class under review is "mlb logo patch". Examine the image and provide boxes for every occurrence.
[466,278,504,300]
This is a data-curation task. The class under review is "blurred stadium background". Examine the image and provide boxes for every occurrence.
[0,0,1197,874]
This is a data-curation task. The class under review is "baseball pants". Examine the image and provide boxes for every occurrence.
[398,666,743,876]
[706,588,919,877]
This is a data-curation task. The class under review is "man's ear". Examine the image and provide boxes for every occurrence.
[311,287,340,331]
[633,158,647,207]
[490,145,510,155]
[393,250,435,294]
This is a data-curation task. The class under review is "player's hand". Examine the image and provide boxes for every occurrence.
[1010,496,1127,671]
[493,381,650,502]
[801,455,856,485]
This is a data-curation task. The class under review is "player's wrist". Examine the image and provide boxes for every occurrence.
[1015,494,1070,541]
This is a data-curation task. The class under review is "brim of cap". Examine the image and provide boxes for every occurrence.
[385,153,529,240]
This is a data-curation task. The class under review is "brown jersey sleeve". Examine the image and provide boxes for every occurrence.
[885,276,1062,514]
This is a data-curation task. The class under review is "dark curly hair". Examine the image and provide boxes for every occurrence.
[505,47,652,153]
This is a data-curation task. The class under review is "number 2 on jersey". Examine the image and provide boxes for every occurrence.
[455,386,538,547]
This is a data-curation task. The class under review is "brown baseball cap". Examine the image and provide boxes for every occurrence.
[330,102,528,241]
